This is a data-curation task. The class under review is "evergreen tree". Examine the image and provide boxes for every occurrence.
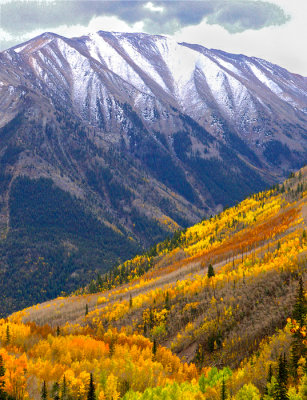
[264,364,273,396]
[61,375,67,400]
[41,381,48,400]
[96,273,103,289]
[88,280,97,294]
[221,376,227,400]
[293,277,306,328]
[87,373,96,400]
[56,326,60,336]
[274,354,289,400]
[85,304,89,316]
[290,277,306,379]
[51,382,60,400]
[207,264,215,278]
[152,339,157,357]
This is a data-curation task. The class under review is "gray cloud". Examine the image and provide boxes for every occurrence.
[0,1,289,48]
[206,1,290,33]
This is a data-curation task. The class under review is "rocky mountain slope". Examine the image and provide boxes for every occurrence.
[0,31,306,313]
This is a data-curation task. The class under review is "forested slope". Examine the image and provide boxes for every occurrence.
[0,167,306,399]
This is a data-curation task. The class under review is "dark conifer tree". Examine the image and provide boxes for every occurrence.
[41,381,47,400]
[87,373,96,400]
[274,354,289,400]
[51,382,60,400]
[152,339,157,357]
[221,376,227,400]
[207,264,215,278]
[61,375,67,400]
[96,274,103,289]
[264,364,273,396]
[293,277,306,328]
[290,277,306,379]
[85,304,89,316]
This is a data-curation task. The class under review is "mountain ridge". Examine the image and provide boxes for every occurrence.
[0,30,306,314]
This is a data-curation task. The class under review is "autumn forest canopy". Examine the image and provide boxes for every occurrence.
[0,167,306,400]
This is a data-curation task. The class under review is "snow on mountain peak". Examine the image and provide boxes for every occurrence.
[7,30,306,130]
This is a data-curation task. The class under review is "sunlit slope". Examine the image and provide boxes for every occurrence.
[20,168,306,355]
[1,167,305,400]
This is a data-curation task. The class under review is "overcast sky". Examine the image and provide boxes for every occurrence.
[0,0,306,75]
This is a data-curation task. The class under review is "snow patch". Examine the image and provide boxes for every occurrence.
[248,62,283,95]
[87,33,153,95]
[118,36,169,93]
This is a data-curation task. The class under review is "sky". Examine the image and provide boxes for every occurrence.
[0,0,306,75]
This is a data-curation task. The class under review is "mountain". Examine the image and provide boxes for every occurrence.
[4,167,307,399]
[0,31,306,314]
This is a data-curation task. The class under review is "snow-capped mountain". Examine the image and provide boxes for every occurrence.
[1,30,306,223]
[6,31,306,138]
[0,30,306,312]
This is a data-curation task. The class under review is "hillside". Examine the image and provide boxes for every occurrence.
[0,31,306,314]
[0,167,305,400]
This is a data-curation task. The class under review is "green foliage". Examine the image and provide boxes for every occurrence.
[197,367,232,392]
[122,382,200,400]
[235,383,260,400]
[199,374,206,393]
